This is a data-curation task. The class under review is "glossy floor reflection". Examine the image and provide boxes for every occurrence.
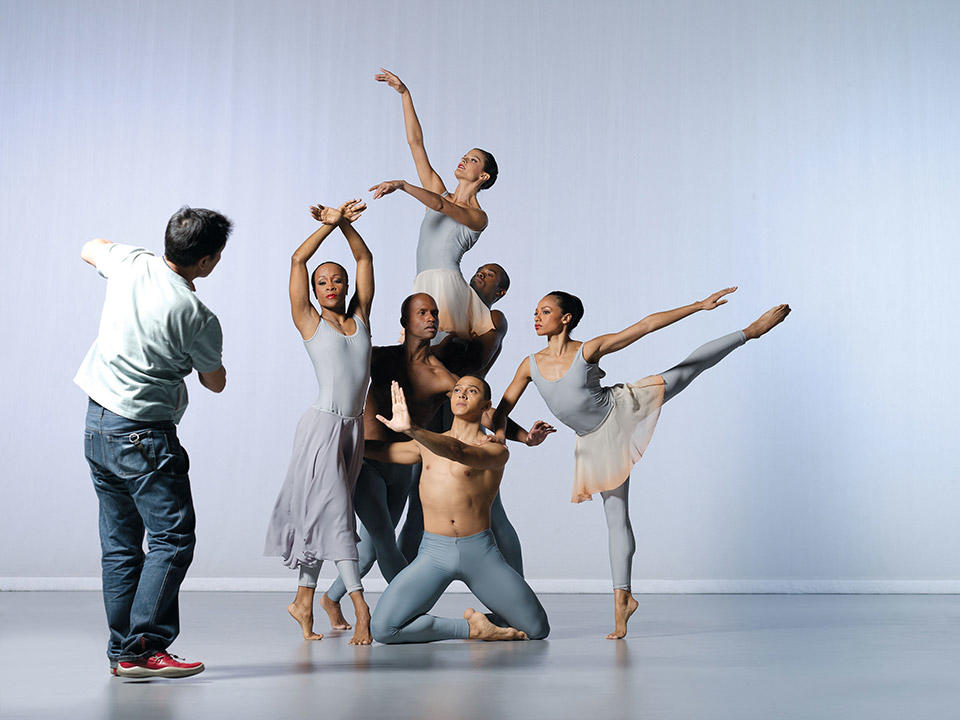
[2,592,960,719]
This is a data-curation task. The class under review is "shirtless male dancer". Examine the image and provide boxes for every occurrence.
[369,378,550,643]
[320,292,553,629]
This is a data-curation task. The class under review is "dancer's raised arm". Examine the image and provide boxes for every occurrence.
[369,179,488,232]
[378,381,508,471]
[581,287,738,364]
[375,68,446,195]
[336,213,374,324]
[290,200,365,339]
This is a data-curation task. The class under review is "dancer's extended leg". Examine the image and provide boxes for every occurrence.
[597,307,790,640]
[598,331,745,640]
[660,331,746,403]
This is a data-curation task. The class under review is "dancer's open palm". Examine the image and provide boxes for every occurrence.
[375,67,407,94]
[698,286,738,311]
[376,381,412,433]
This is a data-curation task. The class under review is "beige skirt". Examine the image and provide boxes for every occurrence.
[413,268,495,339]
[571,376,665,503]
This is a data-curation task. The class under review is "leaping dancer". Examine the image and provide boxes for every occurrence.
[494,288,790,639]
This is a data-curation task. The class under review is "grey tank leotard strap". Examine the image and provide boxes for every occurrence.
[370,530,549,644]
[528,345,614,435]
[415,207,483,274]
[304,314,372,417]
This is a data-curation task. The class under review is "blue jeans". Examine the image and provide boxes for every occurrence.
[83,398,196,661]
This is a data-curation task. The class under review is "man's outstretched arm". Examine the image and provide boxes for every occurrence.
[376,381,508,471]
[80,238,113,268]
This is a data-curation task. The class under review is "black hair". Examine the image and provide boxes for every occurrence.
[400,292,436,328]
[476,149,498,190]
[459,375,492,401]
[548,290,584,332]
[164,206,232,267]
[492,263,510,293]
[311,261,349,301]
[478,377,492,401]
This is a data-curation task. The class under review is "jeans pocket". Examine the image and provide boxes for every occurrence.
[104,431,159,479]
[155,432,190,478]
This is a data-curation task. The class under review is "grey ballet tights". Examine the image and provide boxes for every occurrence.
[600,330,746,590]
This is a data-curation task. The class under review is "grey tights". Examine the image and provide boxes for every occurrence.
[601,330,746,590]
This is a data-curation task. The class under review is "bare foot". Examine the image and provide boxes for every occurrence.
[348,596,372,646]
[320,592,352,630]
[464,608,527,641]
[606,589,639,640]
[743,304,791,340]
[288,601,323,641]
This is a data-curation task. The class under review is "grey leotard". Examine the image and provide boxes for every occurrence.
[416,207,482,274]
[305,314,372,417]
[528,345,613,435]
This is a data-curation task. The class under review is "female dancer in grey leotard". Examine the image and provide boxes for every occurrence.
[369,67,498,341]
[264,199,375,645]
[495,288,790,639]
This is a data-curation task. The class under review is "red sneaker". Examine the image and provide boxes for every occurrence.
[117,651,205,678]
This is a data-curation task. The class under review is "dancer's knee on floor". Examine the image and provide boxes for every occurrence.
[524,612,550,640]
[369,613,401,644]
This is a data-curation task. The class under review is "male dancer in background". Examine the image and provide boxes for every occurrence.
[76,207,231,678]
[398,263,525,570]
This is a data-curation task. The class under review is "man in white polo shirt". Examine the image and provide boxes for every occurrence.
[76,206,231,678]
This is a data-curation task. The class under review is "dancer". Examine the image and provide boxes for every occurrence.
[76,206,232,678]
[264,199,374,645]
[368,379,550,644]
[370,67,498,340]
[494,288,790,639]
[319,293,553,630]
[397,263,526,576]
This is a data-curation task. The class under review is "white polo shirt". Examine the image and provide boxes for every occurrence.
[74,243,222,423]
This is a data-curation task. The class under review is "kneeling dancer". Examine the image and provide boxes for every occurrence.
[367,379,550,643]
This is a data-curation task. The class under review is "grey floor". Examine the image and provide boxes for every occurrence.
[2,592,959,719]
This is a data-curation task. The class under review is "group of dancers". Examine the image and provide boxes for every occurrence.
[77,68,790,678]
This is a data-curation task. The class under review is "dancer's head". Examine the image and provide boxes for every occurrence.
[535,291,584,337]
[469,263,510,306]
[449,375,492,420]
[311,262,349,310]
[400,292,439,340]
[454,148,498,191]
[164,206,232,276]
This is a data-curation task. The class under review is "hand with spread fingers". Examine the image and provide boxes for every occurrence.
[375,380,413,434]
[524,420,557,447]
[698,286,738,311]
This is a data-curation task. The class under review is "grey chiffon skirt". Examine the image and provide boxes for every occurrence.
[264,407,364,567]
